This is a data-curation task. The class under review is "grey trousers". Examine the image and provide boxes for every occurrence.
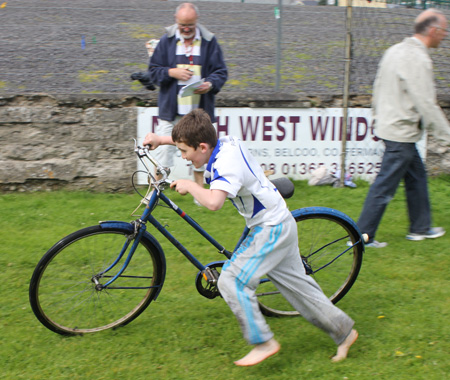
[217,215,354,346]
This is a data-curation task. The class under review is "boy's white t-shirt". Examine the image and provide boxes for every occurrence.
[204,136,290,228]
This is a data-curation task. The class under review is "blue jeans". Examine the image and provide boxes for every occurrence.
[357,140,431,240]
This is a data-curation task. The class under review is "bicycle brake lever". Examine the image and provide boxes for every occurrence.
[134,145,146,158]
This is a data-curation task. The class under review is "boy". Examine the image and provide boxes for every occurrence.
[143,109,358,366]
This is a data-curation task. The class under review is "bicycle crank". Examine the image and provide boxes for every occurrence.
[195,262,224,299]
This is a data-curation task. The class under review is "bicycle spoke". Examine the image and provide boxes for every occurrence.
[30,227,163,334]
[257,210,362,317]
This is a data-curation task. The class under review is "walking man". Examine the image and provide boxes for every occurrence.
[357,8,450,247]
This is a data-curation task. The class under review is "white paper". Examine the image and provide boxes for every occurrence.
[179,79,204,98]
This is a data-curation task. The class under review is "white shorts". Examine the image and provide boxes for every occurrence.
[154,118,179,168]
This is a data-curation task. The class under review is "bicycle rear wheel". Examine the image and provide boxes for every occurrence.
[257,208,363,317]
[29,225,164,335]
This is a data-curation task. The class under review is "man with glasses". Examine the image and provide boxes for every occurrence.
[356,8,450,247]
[149,2,228,188]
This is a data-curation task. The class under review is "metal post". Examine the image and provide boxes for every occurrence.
[340,0,352,187]
[275,1,282,91]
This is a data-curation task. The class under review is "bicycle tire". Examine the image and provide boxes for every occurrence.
[257,207,363,317]
[29,225,164,335]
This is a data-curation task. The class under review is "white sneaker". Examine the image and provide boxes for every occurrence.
[406,227,446,241]
[365,240,388,248]
[347,239,387,248]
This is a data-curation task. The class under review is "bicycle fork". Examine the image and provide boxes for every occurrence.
[93,220,147,290]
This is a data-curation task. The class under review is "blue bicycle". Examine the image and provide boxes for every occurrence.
[29,144,364,335]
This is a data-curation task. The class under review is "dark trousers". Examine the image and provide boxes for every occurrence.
[357,140,431,240]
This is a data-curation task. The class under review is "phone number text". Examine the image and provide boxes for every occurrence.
[260,162,381,176]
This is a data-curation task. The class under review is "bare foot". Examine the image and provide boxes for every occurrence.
[234,338,281,367]
[331,329,358,363]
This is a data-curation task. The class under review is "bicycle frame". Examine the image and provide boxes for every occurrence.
[97,144,363,292]
[29,144,366,335]
[99,177,249,290]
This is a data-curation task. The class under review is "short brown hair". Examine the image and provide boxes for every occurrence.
[172,109,218,148]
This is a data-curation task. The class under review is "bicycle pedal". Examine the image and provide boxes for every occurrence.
[202,267,219,285]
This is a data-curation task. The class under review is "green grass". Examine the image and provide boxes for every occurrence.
[1,177,449,379]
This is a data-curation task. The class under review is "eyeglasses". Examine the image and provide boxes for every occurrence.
[177,23,196,28]
[434,26,448,32]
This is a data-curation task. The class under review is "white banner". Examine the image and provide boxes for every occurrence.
[137,107,426,183]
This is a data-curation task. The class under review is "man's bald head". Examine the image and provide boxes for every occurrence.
[175,3,199,41]
[414,8,448,48]
[414,9,445,34]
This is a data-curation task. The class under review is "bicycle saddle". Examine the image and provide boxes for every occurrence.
[270,177,295,199]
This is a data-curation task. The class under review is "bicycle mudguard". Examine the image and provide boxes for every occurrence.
[291,207,364,244]
[99,221,167,300]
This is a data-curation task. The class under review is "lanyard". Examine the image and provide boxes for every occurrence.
[185,42,194,65]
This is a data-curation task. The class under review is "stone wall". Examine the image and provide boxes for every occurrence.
[1,93,449,193]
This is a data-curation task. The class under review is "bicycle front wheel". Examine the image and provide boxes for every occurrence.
[257,208,363,317]
[29,225,164,335]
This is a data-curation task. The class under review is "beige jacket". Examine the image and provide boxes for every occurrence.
[372,37,450,144]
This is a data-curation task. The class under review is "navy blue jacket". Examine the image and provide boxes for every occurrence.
[149,24,228,123]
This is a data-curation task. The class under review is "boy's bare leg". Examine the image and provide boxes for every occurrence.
[234,338,280,367]
[193,170,205,187]
[331,329,358,363]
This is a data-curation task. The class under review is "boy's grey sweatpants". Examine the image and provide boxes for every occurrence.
[217,215,354,346]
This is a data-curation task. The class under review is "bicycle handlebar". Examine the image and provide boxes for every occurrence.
[134,141,171,185]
